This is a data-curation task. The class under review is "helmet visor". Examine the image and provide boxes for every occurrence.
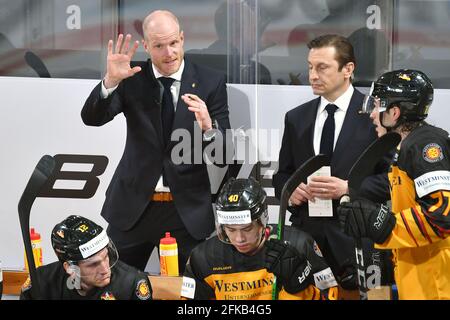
[361,82,387,114]
[215,209,253,243]
[361,95,390,114]
[65,240,119,290]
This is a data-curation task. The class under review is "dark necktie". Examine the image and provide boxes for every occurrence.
[319,104,338,158]
[159,77,175,187]
[160,77,176,147]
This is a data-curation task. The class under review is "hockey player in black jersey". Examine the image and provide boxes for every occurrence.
[181,177,338,300]
[338,69,450,299]
[20,215,152,300]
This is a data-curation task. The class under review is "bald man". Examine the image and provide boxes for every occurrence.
[82,10,231,272]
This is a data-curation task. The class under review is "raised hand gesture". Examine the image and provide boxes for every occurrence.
[104,34,141,88]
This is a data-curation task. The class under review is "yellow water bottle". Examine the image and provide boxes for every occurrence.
[25,228,43,271]
[159,232,179,276]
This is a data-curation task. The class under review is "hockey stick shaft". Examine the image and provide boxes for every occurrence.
[272,154,328,300]
[341,132,400,300]
[355,238,368,300]
[18,155,55,299]
[340,194,369,299]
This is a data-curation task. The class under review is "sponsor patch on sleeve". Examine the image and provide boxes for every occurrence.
[423,143,444,163]
[414,170,450,198]
[180,276,196,299]
[135,279,151,300]
[313,267,338,290]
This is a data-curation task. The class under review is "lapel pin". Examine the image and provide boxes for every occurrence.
[192,83,196,88]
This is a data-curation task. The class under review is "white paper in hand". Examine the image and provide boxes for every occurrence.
[308,166,333,217]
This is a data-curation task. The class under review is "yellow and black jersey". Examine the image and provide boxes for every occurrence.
[20,260,152,300]
[377,124,450,299]
[181,225,338,300]
[386,124,450,247]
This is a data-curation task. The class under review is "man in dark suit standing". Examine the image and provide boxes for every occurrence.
[273,34,390,297]
[81,10,231,273]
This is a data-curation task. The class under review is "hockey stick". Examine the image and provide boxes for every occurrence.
[272,154,328,300]
[340,131,400,300]
[24,51,51,78]
[18,155,56,299]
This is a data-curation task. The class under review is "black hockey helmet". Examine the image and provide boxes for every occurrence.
[215,177,268,243]
[362,69,433,122]
[51,215,112,263]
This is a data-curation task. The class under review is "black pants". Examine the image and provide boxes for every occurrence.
[107,201,203,274]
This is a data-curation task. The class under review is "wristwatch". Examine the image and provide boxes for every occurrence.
[203,119,219,141]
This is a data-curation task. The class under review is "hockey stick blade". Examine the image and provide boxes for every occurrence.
[345,132,401,200]
[277,154,329,241]
[18,155,56,299]
[272,154,328,299]
[341,132,400,300]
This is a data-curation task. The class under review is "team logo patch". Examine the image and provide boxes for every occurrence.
[313,241,323,257]
[21,276,32,291]
[100,291,116,300]
[423,143,444,163]
[136,279,151,300]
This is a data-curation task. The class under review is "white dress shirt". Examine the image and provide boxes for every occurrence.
[100,61,185,192]
[313,85,354,155]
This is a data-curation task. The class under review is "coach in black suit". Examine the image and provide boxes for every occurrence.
[81,10,231,272]
[273,35,390,294]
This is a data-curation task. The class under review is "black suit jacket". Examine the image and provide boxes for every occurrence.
[272,88,390,279]
[81,59,231,240]
[273,88,388,206]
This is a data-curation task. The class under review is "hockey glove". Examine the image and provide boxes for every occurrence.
[264,238,312,294]
[338,199,396,244]
[335,263,358,290]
